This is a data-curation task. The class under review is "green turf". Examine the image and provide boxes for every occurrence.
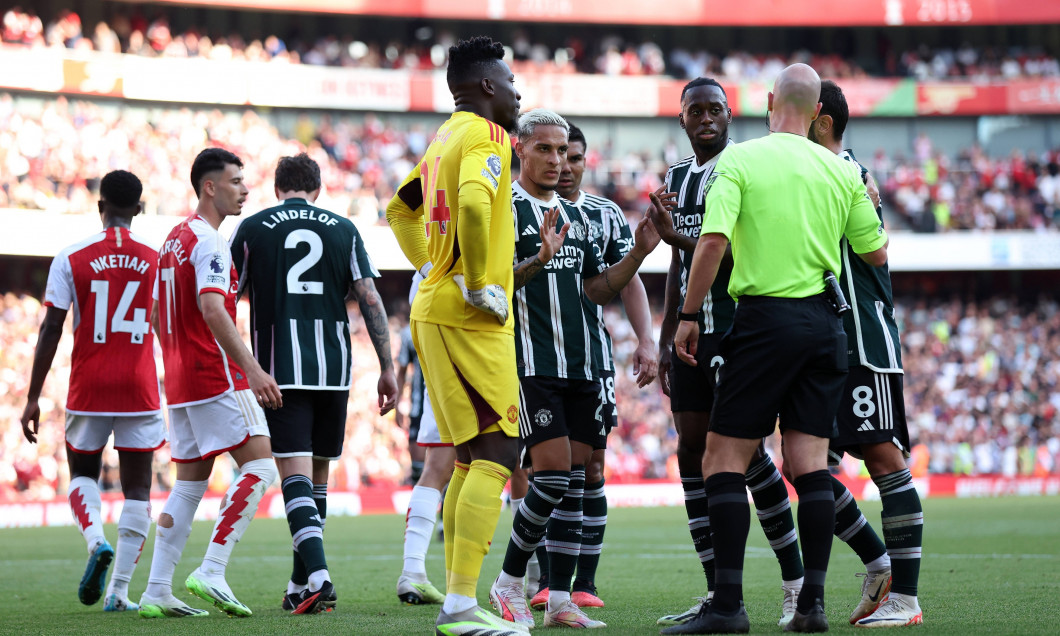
[1,496,1057,634]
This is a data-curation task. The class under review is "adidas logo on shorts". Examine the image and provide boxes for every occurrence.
[858,421,875,432]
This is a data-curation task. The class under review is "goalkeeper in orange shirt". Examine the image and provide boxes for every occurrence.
[386,36,527,636]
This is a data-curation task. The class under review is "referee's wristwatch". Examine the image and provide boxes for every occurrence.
[677,308,703,322]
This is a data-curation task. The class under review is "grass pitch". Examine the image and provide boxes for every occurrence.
[1,496,1057,634]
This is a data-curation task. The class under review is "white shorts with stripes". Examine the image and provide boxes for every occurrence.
[168,389,270,463]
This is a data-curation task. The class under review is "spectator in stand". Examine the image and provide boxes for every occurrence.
[10,7,1058,80]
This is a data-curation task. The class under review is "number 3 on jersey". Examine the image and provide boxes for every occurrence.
[421,157,450,236]
[89,280,150,344]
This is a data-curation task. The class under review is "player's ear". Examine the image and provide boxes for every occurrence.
[97,200,105,216]
[481,76,495,97]
[308,187,321,203]
[678,113,686,130]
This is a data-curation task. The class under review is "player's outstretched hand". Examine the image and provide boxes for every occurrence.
[453,274,508,325]
[249,368,284,410]
[631,339,659,389]
[378,368,398,416]
[657,346,673,396]
[538,207,570,264]
[633,213,662,258]
[646,187,678,244]
[20,400,40,443]
[674,320,699,367]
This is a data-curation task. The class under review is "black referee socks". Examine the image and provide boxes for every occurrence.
[792,469,835,613]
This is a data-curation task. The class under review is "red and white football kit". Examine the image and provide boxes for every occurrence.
[158,215,268,463]
[43,226,166,453]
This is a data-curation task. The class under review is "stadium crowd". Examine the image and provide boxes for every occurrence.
[3,292,1058,502]
[3,6,1060,81]
[874,135,1060,231]
[2,92,1060,233]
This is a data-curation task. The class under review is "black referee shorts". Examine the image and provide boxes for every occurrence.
[265,389,349,460]
[710,295,848,440]
[669,333,724,413]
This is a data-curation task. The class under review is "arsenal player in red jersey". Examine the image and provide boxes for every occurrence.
[138,148,281,619]
[22,170,164,612]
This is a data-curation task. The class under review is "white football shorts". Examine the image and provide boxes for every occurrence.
[65,413,167,454]
[415,388,446,447]
[168,389,270,463]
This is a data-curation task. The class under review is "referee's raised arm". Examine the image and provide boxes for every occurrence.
[666,63,889,635]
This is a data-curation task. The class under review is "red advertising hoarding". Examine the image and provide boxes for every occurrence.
[111,0,1060,26]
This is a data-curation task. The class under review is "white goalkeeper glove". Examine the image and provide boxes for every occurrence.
[452,274,508,325]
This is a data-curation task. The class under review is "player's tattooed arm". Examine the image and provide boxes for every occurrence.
[514,207,569,290]
[352,277,394,372]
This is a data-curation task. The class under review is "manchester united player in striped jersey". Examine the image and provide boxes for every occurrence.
[231,152,397,614]
[648,79,806,630]
[548,122,657,608]
[489,109,659,630]
[21,170,163,613]
[807,80,923,628]
[139,148,280,619]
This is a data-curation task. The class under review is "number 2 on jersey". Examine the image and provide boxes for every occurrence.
[286,229,324,294]
[421,157,450,236]
[89,280,150,344]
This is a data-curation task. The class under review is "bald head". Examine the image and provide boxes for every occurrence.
[773,63,821,116]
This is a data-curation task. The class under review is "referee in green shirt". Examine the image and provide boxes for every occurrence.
[672,64,889,634]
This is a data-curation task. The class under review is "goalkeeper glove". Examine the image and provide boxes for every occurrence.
[452,274,508,325]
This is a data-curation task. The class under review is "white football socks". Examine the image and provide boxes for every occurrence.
[202,459,276,575]
[402,485,441,575]
[68,476,106,554]
[108,498,151,598]
[144,479,207,598]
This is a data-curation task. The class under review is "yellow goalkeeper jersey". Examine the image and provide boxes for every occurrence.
[387,111,514,334]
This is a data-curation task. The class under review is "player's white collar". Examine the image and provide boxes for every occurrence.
[566,190,586,208]
[690,139,734,173]
[513,180,561,207]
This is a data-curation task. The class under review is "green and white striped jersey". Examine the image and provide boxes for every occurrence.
[566,190,634,373]
[838,150,903,373]
[663,147,736,334]
[230,198,380,389]
[512,181,607,380]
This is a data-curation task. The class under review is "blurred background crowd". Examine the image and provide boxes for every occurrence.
[3,291,1059,502]
[4,6,1060,81]
[2,92,1059,232]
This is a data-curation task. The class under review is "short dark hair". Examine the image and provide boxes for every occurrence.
[275,153,321,193]
[681,77,726,103]
[99,170,142,210]
[447,36,506,88]
[190,147,243,198]
[818,80,849,141]
[567,122,586,151]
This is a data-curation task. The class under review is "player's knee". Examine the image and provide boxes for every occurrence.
[863,446,907,478]
[158,513,174,529]
[241,457,279,489]
[589,451,606,481]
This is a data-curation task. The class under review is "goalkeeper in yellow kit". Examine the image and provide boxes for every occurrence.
[386,36,526,636]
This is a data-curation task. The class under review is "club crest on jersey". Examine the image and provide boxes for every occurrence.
[507,405,519,423]
[209,254,226,273]
[568,220,585,241]
[534,408,553,427]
